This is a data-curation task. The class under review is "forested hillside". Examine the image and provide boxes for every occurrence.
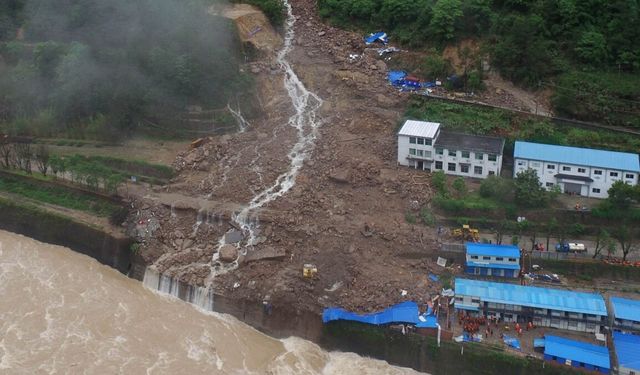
[0,0,245,140]
[319,0,640,128]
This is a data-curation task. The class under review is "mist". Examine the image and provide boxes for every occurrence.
[0,0,243,140]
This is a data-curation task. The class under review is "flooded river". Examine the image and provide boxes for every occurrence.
[0,230,419,374]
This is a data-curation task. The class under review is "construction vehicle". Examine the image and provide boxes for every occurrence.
[452,224,480,242]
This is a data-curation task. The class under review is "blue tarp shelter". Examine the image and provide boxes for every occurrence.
[365,32,388,45]
[543,335,610,374]
[613,332,640,374]
[388,71,406,85]
[322,301,420,325]
[503,334,521,350]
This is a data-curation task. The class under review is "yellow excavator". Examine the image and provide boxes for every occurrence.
[452,224,480,242]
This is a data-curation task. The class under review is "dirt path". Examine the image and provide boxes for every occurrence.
[482,72,553,116]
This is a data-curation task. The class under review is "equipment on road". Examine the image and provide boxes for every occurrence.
[452,224,480,242]
[303,264,317,279]
[555,242,586,253]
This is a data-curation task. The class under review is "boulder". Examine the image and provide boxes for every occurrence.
[219,245,238,263]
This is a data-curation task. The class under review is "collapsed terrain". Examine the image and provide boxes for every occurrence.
[128,0,542,313]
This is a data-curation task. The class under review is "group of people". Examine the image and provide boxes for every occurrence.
[459,312,536,338]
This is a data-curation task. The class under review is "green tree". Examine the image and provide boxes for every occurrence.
[429,0,463,41]
[575,31,608,65]
[452,177,467,197]
[422,50,451,79]
[514,168,547,208]
[431,170,447,195]
[479,175,513,201]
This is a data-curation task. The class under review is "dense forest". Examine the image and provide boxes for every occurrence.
[319,0,640,128]
[0,0,246,140]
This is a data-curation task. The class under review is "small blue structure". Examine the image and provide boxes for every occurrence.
[613,332,640,375]
[322,301,419,325]
[365,31,388,45]
[611,297,640,331]
[465,243,520,278]
[387,70,407,85]
[503,334,521,350]
[543,335,610,374]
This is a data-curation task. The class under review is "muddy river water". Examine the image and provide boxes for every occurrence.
[0,230,419,374]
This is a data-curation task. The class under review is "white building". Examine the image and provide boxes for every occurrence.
[397,120,505,179]
[513,141,640,199]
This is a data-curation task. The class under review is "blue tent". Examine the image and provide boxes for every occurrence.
[387,70,406,85]
[365,32,388,45]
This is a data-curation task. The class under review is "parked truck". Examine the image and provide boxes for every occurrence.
[555,242,587,253]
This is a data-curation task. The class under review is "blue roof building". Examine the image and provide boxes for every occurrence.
[465,243,520,278]
[454,278,608,333]
[613,332,640,375]
[543,335,610,374]
[513,141,640,199]
[611,297,640,332]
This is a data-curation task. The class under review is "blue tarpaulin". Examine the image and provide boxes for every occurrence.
[323,301,419,325]
[534,338,546,348]
[429,274,439,282]
[365,32,388,45]
[503,334,521,350]
[388,70,406,85]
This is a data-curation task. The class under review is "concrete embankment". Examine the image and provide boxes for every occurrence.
[0,197,132,274]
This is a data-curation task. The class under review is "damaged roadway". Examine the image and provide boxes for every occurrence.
[127,0,454,314]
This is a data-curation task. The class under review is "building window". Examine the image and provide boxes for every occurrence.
[482,256,490,260]
[460,164,469,173]
[508,258,516,262]
[488,154,497,162]
[417,150,424,157]
[546,182,554,187]
[435,161,443,169]
[626,173,635,179]
[471,298,480,304]
[610,172,619,177]
[425,138,432,146]
[409,137,416,144]
[496,257,503,261]
[449,150,457,157]
[436,148,443,155]
[475,153,483,160]
[448,163,456,172]
[409,148,416,155]
[471,255,478,260]
[425,151,432,158]
[517,161,525,166]
[547,164,555,170]
[417,138,424,145]
[461,151,470,158]
[532,162,540,167]
[474,166,483,175]
[594,170,602,175]
[562,166,571,171]
[592,188,600,193]
[578,168,586,173]
[488,171,496,176]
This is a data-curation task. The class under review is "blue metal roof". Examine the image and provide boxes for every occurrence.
[322,301,419,325]
[544,335,610,370]
[466,261,520,270]
[613,332,640,371]
[514,141,640,172]
[466,243,520,258]
[611,297,640,322]
[454,278,607,316]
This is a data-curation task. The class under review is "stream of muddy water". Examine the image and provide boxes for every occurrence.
[0,230,421,374]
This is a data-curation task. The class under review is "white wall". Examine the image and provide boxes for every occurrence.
[432,148,502,179]
[397,134,435,169]
[514,158,639,199]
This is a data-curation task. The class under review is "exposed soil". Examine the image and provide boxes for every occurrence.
[128,1,556,314]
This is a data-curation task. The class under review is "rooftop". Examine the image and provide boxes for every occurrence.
[434,130,505,155]
[611,297,640,322]
[466,243,520,258]
[514,141,640,172]
[613,332,640,371]
[454,278,607,315]
[544,335,610,370]
[398,120,440,139]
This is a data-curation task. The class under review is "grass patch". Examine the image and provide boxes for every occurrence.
[0,175,122,217]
